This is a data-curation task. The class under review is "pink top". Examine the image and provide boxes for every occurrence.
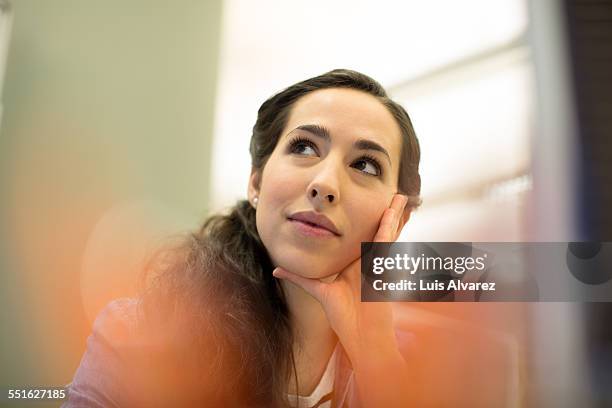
[62,298,417,407]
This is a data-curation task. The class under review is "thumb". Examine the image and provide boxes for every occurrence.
[273,267,325,302]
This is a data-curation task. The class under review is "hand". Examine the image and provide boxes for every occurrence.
[272,193,409,356]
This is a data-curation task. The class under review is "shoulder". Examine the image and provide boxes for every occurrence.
[64,298,140,407]
[92,297,140,343]
[65,297,191,407]
[65,297,226,407]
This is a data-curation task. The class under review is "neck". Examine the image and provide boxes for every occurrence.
[281,278,337,348]
[280,277,338,395]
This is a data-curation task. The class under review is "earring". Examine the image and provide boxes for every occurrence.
[252,196,259,208]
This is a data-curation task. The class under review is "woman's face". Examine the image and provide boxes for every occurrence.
[249,88,403,279]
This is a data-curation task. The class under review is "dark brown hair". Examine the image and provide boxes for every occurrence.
[138,69,421,406]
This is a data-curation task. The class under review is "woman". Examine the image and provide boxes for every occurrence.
[64,69,421,407]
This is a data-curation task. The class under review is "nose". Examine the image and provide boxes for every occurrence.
[310,186,336,203]
[307,160,341,207]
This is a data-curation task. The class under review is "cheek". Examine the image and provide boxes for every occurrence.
[255,155,305,257]
[345,190,393,244]
[259,155,300,205]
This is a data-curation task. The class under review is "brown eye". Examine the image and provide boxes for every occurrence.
[352,156,382,177]
[288,137,318,157]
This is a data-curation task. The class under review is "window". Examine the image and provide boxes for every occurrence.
[211,0,531,242]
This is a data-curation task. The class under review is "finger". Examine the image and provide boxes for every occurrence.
[373,195,408,242]
[373,207,396,242]
[391,193,409,214]
[388,194,409,240]
[272,267,326,301]
[391,194,409,240]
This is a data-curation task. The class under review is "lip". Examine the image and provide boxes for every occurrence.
[287,211,341,237]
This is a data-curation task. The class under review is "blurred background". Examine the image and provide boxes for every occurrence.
[0,0,610,407]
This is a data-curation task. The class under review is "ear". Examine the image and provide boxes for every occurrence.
[247,167,261,203]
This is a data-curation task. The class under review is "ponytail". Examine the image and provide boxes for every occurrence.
[138,200,296,406]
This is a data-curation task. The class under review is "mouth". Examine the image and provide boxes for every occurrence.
[287,211,341,237]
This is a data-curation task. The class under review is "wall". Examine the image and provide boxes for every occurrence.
[0,0,222,388]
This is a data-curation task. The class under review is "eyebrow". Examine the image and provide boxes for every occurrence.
[291,124,392,166]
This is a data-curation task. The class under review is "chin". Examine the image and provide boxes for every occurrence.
[274,252,347,280]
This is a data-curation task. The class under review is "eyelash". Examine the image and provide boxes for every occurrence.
[287,136,383,177]
[357,154,384,177]
[288,136,317,155]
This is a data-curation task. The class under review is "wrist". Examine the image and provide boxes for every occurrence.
[343,328,399,366]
